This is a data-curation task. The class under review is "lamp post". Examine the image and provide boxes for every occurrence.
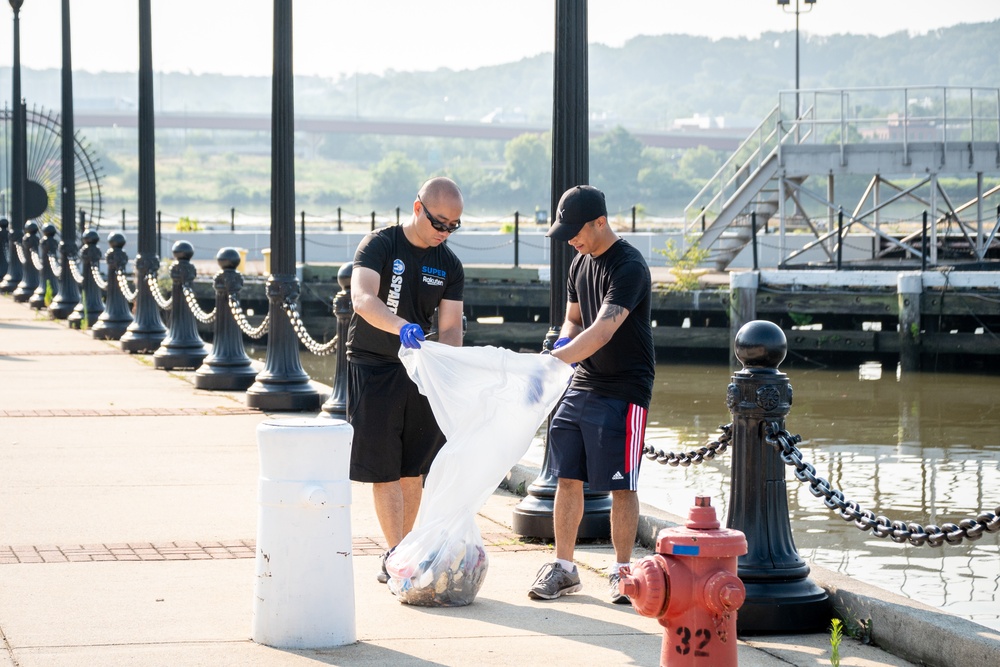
[1,0,25,294]
[777,0,816,117]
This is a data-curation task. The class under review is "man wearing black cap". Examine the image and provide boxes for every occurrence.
[528,185,655,604]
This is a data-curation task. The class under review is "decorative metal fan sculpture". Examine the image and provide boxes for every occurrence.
[0,103,104,229]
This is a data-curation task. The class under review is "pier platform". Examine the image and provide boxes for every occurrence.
[2,294,997,666]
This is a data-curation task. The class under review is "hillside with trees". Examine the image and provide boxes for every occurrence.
[2,21,997,219]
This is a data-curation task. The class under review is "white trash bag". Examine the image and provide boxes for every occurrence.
[386,341,573,606]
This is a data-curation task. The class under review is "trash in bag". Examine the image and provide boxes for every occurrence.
[386,341,573,606]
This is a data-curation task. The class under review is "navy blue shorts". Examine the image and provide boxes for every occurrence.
[547,388,647,492]
[347,360,445,483]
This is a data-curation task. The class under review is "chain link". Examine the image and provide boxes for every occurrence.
[15,243,26,265]
[228,294,270,339]
[144,272,173,310]
[29,248,44,271]
[115,269,138,303]
[90,264,109,290]
[643,424,732,466]
[47,254,63,278]
[764,421,1000,547]
[69,257,86,285]
[281,298,337,355]
[182,285,216,324]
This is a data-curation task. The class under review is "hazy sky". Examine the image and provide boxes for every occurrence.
[2,0,999,78]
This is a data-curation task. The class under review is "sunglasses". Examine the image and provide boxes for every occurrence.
[418,197,461,234]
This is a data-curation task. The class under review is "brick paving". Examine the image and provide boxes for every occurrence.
[0,534,549,564]
[0,406,260,418]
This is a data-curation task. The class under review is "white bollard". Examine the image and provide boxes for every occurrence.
[251,417,356,648]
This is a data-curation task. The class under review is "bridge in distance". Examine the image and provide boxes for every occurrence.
[74,111,745,151]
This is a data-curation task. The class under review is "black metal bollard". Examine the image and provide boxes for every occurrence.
[153,241,209,370]
[13,221,40,303]
[30,223,60,309]
[194,248,258,390]
[50,224,82,320]
[726,320,829,634]
[0,219,9,282]
[92,233,134,340]
[69,229,105,330]
[320,262,352,419]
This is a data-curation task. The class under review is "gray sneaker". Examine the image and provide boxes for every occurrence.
[609,569,630,605]
[528,562,582,600]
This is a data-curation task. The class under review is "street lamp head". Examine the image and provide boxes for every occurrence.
[777,0,790,5]
[9,0,24,13]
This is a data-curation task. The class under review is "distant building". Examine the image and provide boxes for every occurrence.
[671,113,726,130]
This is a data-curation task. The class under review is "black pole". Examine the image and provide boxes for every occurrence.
[91,233,134,340]
[78,208,85,235]
[120,0,166,353]
[751,211,759,271]
[337,206,342,232]
[370,211,375,231]
[701,209,706,233]
[245,0,319,411]
[727,320,829,633]
[300,210,305,264]
[156,210,161,257]
[631,205,636,232]
[836,207,843,270]
[395,206,400,225]
[50,0,80,319]
[0,0,24,294]
[231,207,235,232]
[921,210,928,272]
[513,0,610,540]
[68,229,104,329]
[194,248,258,390]
[514,211,520,268]
[320,262,352,419]
[152,241,209,370]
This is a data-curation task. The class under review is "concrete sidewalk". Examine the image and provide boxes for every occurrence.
[0,294,966,666]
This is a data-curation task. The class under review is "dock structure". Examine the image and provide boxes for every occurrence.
[686,86,1000,271]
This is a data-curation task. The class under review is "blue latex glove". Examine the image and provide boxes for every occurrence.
[399,323,425,349]
[551,336,577,368]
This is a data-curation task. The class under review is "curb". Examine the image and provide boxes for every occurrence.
[503,462,1000,667]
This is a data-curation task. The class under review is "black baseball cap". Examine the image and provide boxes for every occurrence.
[546,185,608,242]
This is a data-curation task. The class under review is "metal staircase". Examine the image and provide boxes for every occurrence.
[683,86,1000,270]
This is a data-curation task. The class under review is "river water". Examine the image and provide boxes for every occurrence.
[291,352,1000,631]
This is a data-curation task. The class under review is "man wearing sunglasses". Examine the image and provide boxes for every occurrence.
[346,176,466,586]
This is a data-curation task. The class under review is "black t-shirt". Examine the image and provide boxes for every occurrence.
[567,238,655,408]
[347,225,464,365]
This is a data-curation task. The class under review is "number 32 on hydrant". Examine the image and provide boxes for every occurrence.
[618,496,747,667]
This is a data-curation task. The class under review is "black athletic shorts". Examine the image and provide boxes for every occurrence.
[347,360,446,483]
[547,388,647,492]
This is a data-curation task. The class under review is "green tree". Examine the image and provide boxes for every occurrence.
[590,125,644,209]
[503,132,550,208]
[677,145,724,183]
[369,152,423,207]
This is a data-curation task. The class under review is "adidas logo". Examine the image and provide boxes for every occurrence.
[611,471,624,480]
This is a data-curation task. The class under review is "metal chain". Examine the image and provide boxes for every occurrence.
[47,254,63,278]
[182,285,216,324]
[144,272,173,310]
[69,257,86,285]
[90,264,109,290]
[643,423,732,466]
[29,248,44,271]
[764,421,1000,547]
[281,298,337,355]
[115,269,138,303]
[14,243,26,265]
[228,294,270,339]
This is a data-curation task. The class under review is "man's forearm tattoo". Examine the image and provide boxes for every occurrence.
[600,305,625,322]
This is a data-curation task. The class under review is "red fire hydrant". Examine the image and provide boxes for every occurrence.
[619,496,747,667]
